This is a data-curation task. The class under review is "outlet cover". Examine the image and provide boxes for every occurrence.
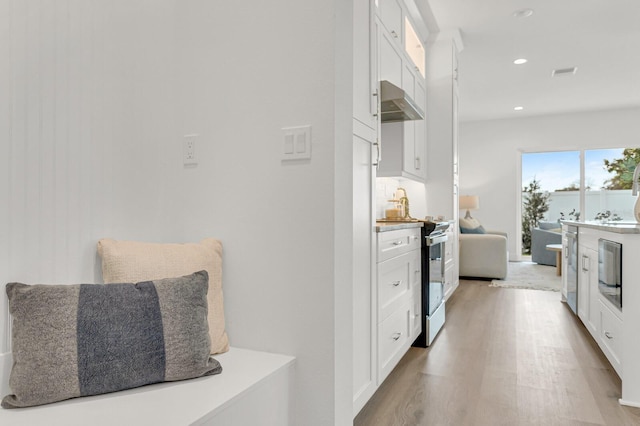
[183,134,198,166]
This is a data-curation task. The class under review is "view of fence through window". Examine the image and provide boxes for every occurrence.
[521,148,640,254]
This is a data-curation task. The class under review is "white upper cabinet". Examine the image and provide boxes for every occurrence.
[404,16,425,79]
[379,25,404,89]
[353,0,379,133]
[378,0,403,44]
[426,34,462,219]
[375,0,427,183]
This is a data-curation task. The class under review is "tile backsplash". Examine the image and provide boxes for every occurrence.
[375,177,427,220]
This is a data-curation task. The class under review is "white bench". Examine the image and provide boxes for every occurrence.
[0,347,295,425]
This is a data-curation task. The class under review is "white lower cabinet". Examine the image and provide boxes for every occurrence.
[443,223,459,300]
[375,227,421,385]
[599,299,623,375]
[377,251,412,320]
[378,300,411,381]
[575,227,624,378]
[579,245,599,335]
[565,223,640,406]
[578,244,594,325]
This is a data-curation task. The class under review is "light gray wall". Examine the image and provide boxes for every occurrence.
[459,107,640,259]
[0,1,352,424]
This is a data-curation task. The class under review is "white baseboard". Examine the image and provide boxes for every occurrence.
[619,398,640,408]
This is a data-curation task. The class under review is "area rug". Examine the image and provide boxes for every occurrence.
[490,261,561,292]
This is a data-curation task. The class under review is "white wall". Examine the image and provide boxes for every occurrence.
[459,107,640,259]
[0,1,352,424]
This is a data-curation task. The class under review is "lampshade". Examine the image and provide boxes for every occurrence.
[459,195,479,211]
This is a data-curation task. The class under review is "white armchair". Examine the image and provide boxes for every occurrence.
[459,230,508,279]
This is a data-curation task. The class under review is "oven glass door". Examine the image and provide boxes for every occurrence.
[428,241,445,316]
[598,239,622,310]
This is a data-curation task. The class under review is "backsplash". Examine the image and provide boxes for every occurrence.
[375,177,427,220]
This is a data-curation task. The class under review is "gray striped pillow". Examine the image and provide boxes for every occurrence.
[2,271,222,409]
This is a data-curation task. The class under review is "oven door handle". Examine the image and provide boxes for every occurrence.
[426,234,448,246]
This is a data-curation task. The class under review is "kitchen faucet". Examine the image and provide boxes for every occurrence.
[396,187,412,219]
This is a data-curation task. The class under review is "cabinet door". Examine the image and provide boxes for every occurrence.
[353,0,377,131]
[578,245,589,323]
[404,15,425,79]
[586,247,599,336]
[379,27,403,89]
[378,300,411,384]
[377,0,402,44]
[409,249,422,340]
[352,133,376,415]
[413,81,426,180]
[402,62,416,98]
[599,300,623,376]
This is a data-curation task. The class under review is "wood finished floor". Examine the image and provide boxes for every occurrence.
[354,279,640,426]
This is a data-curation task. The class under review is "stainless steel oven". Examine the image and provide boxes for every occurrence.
[413,221,449,347]
[598,239,622,310]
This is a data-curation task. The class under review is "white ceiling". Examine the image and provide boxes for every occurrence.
[426,0,640,122]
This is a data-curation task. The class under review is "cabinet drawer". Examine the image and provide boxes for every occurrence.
[377,228,421,262]
[599,300,622,375]
[378,301,411,384]
[378,251,413,321]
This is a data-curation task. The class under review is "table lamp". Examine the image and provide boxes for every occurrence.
[459,195,479,219]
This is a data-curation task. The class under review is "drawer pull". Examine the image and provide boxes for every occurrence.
[605,331,613,340]
[391,30,398,39]
[582,255,589,271]
[392,332,402,341]
[391,280,401,287]
[392,240,403,246]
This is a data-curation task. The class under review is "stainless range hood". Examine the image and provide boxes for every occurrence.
[379,80,424,123]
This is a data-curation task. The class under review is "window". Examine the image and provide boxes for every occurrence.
[521,148,640,255]
[585,148,638,221]
[523,148,639,221]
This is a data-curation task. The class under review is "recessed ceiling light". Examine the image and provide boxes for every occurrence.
[514,106,524,111]
[513,8,534,18]
[513,58,528,65]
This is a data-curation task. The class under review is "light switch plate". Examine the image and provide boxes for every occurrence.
[282,126,311,161]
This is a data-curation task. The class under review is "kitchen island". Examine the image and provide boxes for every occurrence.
[562,220,640,407]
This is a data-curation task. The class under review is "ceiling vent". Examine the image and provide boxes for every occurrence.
[552,67,578,77]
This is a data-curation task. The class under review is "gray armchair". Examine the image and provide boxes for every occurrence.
[531,221,562,266]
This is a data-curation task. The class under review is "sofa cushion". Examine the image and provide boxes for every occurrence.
[97,238,229,354]
[2,271,222,409]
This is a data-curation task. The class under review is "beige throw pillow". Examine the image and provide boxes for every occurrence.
[459,217,482,230]
[97,238,229,354]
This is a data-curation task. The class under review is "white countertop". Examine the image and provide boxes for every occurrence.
[562,220,640,234]
[375,220,423,232]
